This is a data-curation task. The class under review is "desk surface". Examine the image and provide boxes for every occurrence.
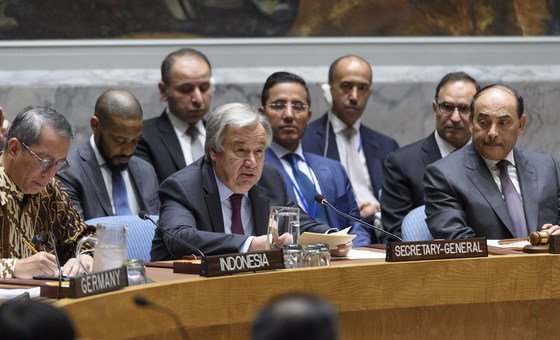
[55,250,560,339]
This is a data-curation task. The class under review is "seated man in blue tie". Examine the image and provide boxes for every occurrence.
[424,84,560,239]
[57,89,159,220]
[259,71,373,246]
[150,103,352,259]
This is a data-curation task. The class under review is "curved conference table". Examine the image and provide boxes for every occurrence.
[55,248,560,339]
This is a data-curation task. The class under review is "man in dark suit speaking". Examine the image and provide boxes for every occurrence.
[151,103,351,259]
[424,84,560,239]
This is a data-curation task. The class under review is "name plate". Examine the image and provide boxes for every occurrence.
[174,249,284,277]
[386,238,488,262]
[40,266,128,299]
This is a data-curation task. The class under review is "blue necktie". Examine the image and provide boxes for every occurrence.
[284,153,328,224]
[112,170,132,216]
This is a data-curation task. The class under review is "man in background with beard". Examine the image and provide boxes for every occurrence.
[57,89,159,220]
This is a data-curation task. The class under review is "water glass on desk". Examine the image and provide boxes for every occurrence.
[283,244,303,268]
[126,260,148,285]
[267,206,300,249]
[302,244,321,267]
[76,223,128,273]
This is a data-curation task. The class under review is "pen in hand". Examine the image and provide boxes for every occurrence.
[22,238,39,254]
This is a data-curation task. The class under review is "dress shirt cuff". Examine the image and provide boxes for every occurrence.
[325,228,340,234]
[239,236,254,253]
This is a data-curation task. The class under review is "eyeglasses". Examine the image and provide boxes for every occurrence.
[20,141,70,173]
[437,102,471,116]
[268,101,308,114]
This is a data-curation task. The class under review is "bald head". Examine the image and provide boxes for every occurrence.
[91,89,144,171]
[94,89,143,126]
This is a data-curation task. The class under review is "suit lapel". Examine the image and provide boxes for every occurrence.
[304,153,331,199]
[157,113,186,170]
[265,149,297,202]
[80,144,113,216]
[127,159,146,211]
[202,161,225,233]
[464,145,513,231]
[315,114,340,160]
[249,184,270,236]
[515,149,538,232]
[421,133,443,167]
[304,153,338,226]
[360,125,382,196]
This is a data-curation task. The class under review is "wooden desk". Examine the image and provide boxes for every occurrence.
[56,252,560,339]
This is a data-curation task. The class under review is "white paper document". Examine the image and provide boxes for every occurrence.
[0,286,40,300]
[488,239,530,250]
[298,227,356,250]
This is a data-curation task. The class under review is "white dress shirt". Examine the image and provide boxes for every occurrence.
[166,109,206,165]
[482,151,522,201]
[268,142,323,209]
[214,170,255,252]
[329,112,377,203]
[90,135,140,215]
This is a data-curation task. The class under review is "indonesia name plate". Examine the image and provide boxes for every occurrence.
[173,249,284,277]
[386,238,488,262]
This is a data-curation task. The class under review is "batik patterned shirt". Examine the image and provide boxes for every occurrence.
[0,163,95,278]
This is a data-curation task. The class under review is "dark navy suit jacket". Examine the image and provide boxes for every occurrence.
[265,148,372,246]
[135,111,187,184]
[301,113,399,200]
[151,159,330,259]
[381,132,441,240]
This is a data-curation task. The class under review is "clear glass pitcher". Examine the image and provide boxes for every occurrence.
[76,223,128,273]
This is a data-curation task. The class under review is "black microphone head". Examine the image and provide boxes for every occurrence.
[138,211,149,220]
[133,295,150,307]
[314,194,325,204]
[32,232,48,245]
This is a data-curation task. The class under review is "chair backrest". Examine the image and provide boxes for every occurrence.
[84,215,158,262]
[401,205,433,242]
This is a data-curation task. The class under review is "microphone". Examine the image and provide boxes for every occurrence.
[138,211,205,259]
[133,295,188,340]
[47,229,64,300]
[314,194,404,242]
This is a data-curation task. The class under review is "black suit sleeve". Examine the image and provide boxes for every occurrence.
[380,152,412,240]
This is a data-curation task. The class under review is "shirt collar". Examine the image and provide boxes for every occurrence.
[90,135,106,167]
[481,150,516,169]
[213,167,248,203]
[329,111,361,134]
[269,142,305,161]
[434,130,472,158]
[166,109,205,137]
